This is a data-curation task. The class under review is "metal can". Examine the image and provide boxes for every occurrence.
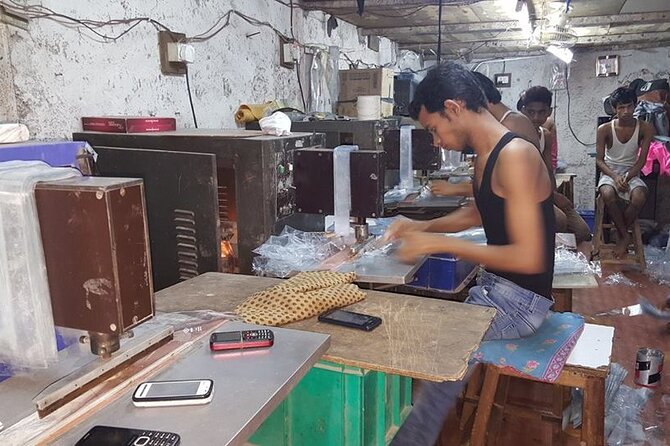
[635,348,664,387]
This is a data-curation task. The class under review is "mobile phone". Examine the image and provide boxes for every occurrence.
[209,329,274,351]
[132,379,213,407]
[75,425,180,446]
[318,309,382,331]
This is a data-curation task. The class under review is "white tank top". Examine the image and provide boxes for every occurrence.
[539,127,546,151]
[606,119,640,167]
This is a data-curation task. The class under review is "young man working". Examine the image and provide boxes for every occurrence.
[386,63,555,446]
[596,87,655,258]
[430,71,539,197]
[520,86,592,247]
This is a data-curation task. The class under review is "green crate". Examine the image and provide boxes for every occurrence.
[248,360,412,446]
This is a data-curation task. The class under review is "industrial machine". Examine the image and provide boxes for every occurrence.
[35,177,154,358]
[74,130,326,282]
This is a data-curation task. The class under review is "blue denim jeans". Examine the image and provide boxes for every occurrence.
[390,270,554,446]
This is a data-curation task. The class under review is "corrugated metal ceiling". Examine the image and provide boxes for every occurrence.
[300,0,670,60]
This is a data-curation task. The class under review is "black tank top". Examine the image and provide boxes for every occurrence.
[473,132,555,298]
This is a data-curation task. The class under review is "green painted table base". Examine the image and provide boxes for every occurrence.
[248,360,413,445]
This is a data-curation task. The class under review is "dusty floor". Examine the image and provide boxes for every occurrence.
[438,263,670,446]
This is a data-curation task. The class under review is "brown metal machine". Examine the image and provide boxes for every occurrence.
[34,177,154,357]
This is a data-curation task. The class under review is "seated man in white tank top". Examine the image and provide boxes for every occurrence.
[596,87,655,258]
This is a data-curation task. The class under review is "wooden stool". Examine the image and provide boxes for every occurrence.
[592,194,645,269]
[462,324,614,446]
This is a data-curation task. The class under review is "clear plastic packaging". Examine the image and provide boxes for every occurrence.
[645,245,670,284]
[399,125,415,190]
[563,363,654,445]
[333,145,358,237]
[252,226,340,278]
[603,273,639,287]
[554,247,597,275]
[0,161,81,368]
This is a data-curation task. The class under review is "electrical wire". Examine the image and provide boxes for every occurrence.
[289,0,295,39]
[185,67,199,128]
[437,0,443,64]
[564,67,595,146]
[295,61,307,112]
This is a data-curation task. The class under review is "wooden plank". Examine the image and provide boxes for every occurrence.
[155,272,496,382]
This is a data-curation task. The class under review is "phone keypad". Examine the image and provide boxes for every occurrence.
[136,431,180,446]
[242,329,273,341]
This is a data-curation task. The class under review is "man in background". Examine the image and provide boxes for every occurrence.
[596,86,654,257]
[430,71,539,197]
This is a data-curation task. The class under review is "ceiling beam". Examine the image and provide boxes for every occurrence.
[352,12,670,35]
[300,0,440,8]
[397,31,670,47]
[362,21,520,36]
[362,12,670,37]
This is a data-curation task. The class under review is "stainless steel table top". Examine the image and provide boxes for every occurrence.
[49,321,329,446]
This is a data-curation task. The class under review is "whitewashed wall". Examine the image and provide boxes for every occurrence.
[2,1,395,139]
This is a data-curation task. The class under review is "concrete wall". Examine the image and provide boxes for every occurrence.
[473,46,670,214]
[5,0,395,139]
[0,24,18,122]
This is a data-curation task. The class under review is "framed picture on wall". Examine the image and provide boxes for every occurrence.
[596,55,619,77]
[494,73,512,88]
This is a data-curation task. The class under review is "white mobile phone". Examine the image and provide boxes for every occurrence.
[132,379,213,407]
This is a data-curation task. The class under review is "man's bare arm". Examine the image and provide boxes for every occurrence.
[385,201,481,240]
[627,120,655,178]
[505,113,541,150]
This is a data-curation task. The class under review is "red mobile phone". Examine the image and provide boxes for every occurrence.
[209,329,274,351]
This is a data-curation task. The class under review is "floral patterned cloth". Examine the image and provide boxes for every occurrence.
[471,311,585,383]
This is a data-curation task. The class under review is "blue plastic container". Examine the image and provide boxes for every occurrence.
[410,254,477,292]
[578,210,596,233]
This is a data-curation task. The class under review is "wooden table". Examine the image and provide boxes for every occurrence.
[156,272,496,383]
[552,273,599,312]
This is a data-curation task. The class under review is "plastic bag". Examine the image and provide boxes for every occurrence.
[554,247,597,275]
[252,226,340,278]
[603,273,639,287]
[0,161,81,368]
[645,245,670,284]
[259,111,292,136]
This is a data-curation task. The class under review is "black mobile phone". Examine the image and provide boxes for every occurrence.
[318,309,382,331]
[209,329,274,351]
[75,425,180,446]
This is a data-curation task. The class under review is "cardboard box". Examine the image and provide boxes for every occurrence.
[81,116,176,133]
[338,68,395,102]
[336,100,395,118]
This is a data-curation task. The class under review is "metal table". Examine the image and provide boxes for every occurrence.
[25,321,329,446]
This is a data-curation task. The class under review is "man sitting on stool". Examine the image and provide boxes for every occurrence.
[596,87,655,258]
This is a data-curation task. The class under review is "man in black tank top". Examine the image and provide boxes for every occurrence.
[386,62,556,446]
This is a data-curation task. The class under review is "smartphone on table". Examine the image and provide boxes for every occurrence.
[209,329,274,351]
[132,379,213,407]
[75,425,180,446]
[318,309,382,331]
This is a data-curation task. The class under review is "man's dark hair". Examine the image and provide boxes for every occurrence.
[471,71,502,104]
[409,62,487,119]
[610,87,637,108]
[522,86,552,107]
